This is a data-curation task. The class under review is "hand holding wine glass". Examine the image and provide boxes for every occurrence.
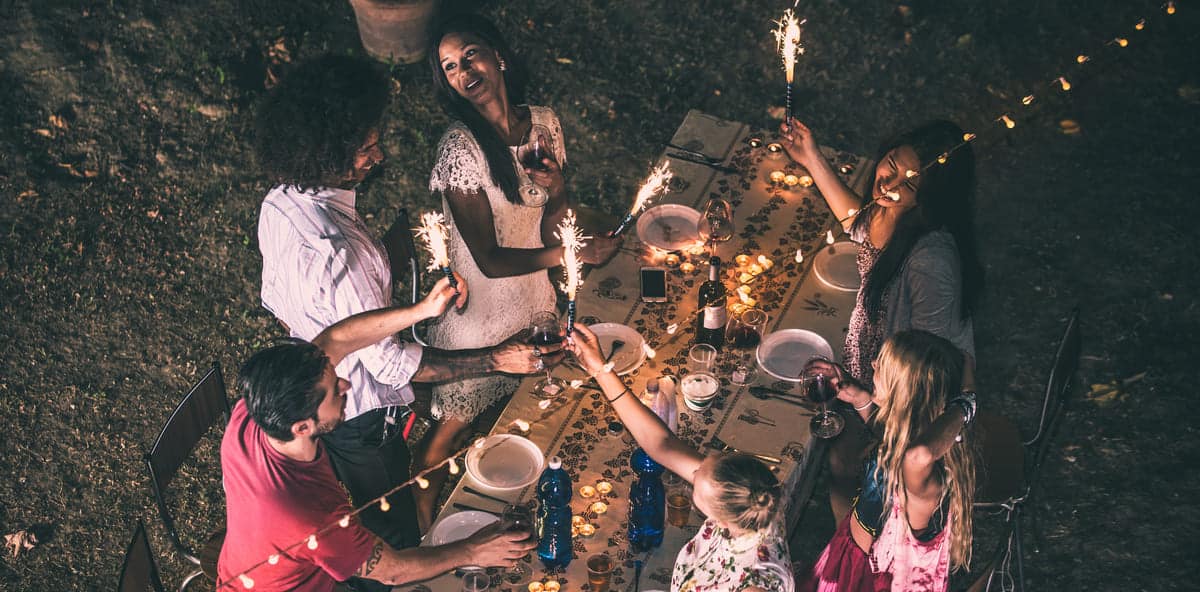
[803,357,845,438]
[516,124,561,206]
[529,311,568,399]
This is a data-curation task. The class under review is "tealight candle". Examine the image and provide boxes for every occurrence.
[687,243,707,256]
[664,253,681,268]
[579,485,597,499]
[769,170,786,184]
[729,302,748,316]
[838,163,854,175]
[738,291,754,304]
[544,581,561,592]
[798,175,813,187]
[528,582,545,592]
[679,261,696,274]
[766,143,784,159]
[757,255,774,270]
[596,481,613,495]
[742,296,757,307]
[590,501,609,515]
[571,525,580,537]
[737,284,752,295]
[578,523,597,537]
[572,514,587,527]
[735,254,752,267]
[783,174,800,187]
[747,263,764,276]
[748,137,763,148]
[738,272,755,284]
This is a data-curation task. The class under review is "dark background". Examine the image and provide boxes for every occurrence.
[1,0,1197,589]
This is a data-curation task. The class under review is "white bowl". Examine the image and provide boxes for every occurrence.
[465,434,545,493]
[423,511,500,547]
[636,203,702,251]
[756,329,835,381]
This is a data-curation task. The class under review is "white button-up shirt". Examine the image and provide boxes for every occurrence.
[258,185,422,421]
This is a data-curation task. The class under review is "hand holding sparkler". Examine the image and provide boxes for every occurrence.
[611,161,674,237]
[418,273,469,318]
[556,210,590,333]
[773,9,806,132]
[414,211,459,292]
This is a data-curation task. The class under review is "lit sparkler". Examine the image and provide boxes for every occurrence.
[611,161,674,236]
[414,211,458,290]
[556,210,590,332]
[773,9,806,130]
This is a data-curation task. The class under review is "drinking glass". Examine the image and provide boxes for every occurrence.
[515,124,554,207]
[586,553,614,592]
[728,308,766,384]
[696,198,734,251]
[529,311,566,399]
[666,488,693,528]
[500,505,534,584]
[461,570,491,592]
[803,362,844,438]
[681,344,720,411]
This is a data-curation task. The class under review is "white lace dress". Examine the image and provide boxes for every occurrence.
[425,106,565,422]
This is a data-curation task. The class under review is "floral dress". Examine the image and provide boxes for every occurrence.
[842,232,887,389]
[425,106,564,422]
[671,519,795,592]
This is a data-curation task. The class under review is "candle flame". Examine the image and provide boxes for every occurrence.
[414,211,451,271]
[554,209,590,299]
[630,161,674,217]
[773,9,806,84]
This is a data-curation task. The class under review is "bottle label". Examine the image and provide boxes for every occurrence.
[702,305,727,329]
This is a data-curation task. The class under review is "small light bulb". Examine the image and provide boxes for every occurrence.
[795,249,804,263]
[738,272,755,284]
[1057,76,1071,91]
[846,208,858,217]
[642,343,657,359]
[1115,37,1129,47]
[937,153,949,164]
[379,497,391,512]
[1076,54,1090,64]
[747,263,763,276]
[735,254,752,267]
[307,535,319,550]
[1135,19,1146,30]
[239,574,255,589]
[338,515,351,528]
[538,398,553,410]
[513,419,531,432]
[1000,114,1016,129]
[569,379,584,389]
[448,458,460,475]
[268,554,280,565]
[1167,2,1176,15]
[738,291,753,305]
[904,169,918,179]
[884,189,901,201]
[667,323,679,334]
[416,476,430,489]
[1021,95,1035,105]
[826,230,835,244]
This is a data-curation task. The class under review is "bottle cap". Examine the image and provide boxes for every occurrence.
[547,456,562,470]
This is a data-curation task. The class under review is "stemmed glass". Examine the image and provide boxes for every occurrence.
[515,123,554,207]
[696,198,734,253]
[727,307,767,385]
[529,311,566,398]
[803,360,844,438]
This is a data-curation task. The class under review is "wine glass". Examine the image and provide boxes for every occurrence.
[500,504,535,585]
[515,123,554,207]
[529,311,567,399]
[727,308,767,385]
[696,198,734,253]
[803,361,844,438]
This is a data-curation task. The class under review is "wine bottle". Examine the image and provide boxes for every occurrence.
[694,257,727,349]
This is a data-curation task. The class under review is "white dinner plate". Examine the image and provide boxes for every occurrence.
[587,323,646,376]
[812,241,861,292]
[756,329,835,381]
[465,434,545,493]
[422,511,499,553]
[636,204,702,251]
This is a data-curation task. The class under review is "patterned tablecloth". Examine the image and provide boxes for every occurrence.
[398,111,873,592]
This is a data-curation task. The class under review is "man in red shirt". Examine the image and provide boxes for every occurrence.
[219,278,544,590]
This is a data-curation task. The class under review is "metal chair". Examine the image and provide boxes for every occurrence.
[144,363,230,592]
[382,207,427,346]
[119,521,166,592]
[965,307,1081,592]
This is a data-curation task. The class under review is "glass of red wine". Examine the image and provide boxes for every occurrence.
[500,504,535,584]
[515,123,554,207]
[803,360,844,438]
[728,307,767,385]
[529,310,566,399]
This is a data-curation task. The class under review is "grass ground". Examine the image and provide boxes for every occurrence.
[1,0,1198,589]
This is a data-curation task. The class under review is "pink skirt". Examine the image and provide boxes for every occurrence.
[798,515,891,592]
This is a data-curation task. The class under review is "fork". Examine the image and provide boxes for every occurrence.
[707,436,782,464]
[604,340,626,364]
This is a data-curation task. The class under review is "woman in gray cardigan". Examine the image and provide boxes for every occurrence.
[780,119,984,522]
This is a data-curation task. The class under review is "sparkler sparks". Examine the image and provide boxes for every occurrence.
[556,210,590,331]
[414,211,458,289]
[773,9,806,127]
[611,161,674,236]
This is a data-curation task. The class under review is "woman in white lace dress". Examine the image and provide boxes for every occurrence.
[418,13,620,526]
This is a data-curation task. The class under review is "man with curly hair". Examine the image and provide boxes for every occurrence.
[251,54,560,592]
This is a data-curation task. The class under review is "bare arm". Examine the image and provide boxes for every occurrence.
[780,118,866,230]
[411,332,565,384]
[443,187,564,278]
[568,326,705,481]
[358,525,537,585]
[313,275,466,367]
[901,409,966,509]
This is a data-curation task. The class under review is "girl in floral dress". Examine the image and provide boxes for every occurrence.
[567,326,794,592]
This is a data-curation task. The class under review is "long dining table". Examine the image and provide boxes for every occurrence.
[396,110,874,592]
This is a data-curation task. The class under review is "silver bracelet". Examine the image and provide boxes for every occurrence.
[853,399,874,411]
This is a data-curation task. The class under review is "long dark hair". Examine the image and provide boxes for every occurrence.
[427,13,529,203]
[850,120,983,321]
[253,55,389,191]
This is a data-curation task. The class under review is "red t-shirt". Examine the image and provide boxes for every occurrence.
[218,400,374,592]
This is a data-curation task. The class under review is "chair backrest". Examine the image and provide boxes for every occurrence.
[119,521,166,592]
[144,362,230,563]
[972,412,1025,505]
[382,207,421,300]
[1025,307,1081,479]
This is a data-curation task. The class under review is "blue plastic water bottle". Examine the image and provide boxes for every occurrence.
[627,448,665,551]
[535,456,573,568]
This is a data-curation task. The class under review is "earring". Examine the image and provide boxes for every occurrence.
[499,58,507,71]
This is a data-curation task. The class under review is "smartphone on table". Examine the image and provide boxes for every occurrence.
[640,267,668,303]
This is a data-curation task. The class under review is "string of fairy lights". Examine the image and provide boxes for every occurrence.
[214,2,1179,589]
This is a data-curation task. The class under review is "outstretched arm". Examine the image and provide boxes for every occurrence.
[780,118,866,230]
[313,275,466,367]
[358,524,536,585]
[567,326,704,481]
[411,331,565,384]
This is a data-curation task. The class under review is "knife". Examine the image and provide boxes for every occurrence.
[463,485,517,507]
[666,151,738,174]
[453,502,500,515]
